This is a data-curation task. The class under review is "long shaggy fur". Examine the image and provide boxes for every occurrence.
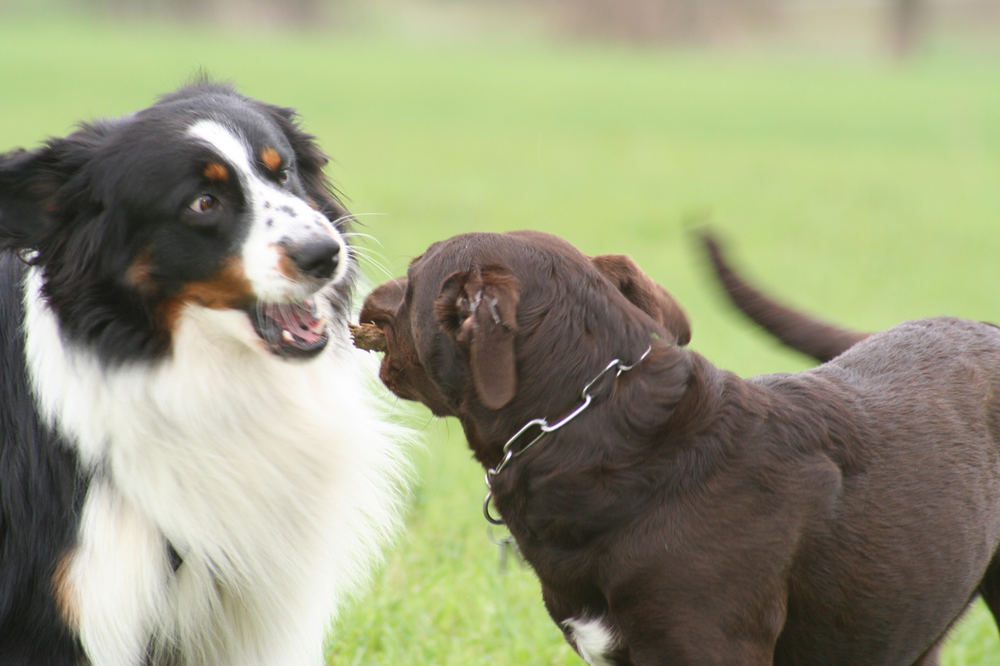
[0,82,407,665]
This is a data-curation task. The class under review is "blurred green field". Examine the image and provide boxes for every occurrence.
[2,12,999,664]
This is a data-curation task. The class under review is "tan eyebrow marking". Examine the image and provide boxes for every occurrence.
[261,146,281,172]
[203,162,229,182]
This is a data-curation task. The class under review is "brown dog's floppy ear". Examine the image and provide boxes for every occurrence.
[591,254,691,345]
[435,266,520,410]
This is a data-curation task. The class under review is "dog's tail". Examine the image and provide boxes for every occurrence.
[698,230,869,362]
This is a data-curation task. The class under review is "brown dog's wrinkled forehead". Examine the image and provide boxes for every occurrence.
[411,230,583,269]
[407,230,691,343]
[363,229,693,343]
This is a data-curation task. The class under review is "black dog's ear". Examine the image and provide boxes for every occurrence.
[591,254,692,345]
[262,103,350,227]
[435,265,520,410]
[0,143,77,251]
[0,120,113,253]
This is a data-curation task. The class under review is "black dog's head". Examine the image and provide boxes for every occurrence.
[360,230,691,418]
[0,81,352,363]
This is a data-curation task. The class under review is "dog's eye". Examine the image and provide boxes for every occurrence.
[276,169,291,185]
[189,194,220,214]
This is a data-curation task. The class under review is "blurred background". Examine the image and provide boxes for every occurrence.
[1,1,998,663]
[5,0,1000,55]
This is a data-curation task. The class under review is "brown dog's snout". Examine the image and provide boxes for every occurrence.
[359,277,458,417]
[359,278,407,331]
[358,278,405,368]
[349,323,387,352]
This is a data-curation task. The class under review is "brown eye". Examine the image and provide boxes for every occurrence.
[189,194,219,213]
[277,169,290,185]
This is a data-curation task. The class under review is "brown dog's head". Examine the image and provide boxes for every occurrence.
[360,230,690,418]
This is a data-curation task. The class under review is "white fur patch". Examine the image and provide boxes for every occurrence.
[23,266,409,665]
[63,480,171,664]
[563,616,620,666]
[187,119,349,301]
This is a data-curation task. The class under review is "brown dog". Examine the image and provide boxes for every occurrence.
[361,230,1000,665]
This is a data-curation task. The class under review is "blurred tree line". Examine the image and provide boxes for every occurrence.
[87,0,336,25]
[544,0,784,46]
[542,0,995,57]
[28,0,1000,57]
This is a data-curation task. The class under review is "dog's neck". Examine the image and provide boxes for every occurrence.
[465,347,765,558]
[463,342,701,491]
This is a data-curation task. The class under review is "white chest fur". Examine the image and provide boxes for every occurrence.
[23,268,407,665]
[564,616,621,666]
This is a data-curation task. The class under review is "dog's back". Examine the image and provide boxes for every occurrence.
[752,317,1000,663]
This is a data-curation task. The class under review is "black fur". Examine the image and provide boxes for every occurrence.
[0,82,356,664]
[0,82,350,365]
[0,255,87,664]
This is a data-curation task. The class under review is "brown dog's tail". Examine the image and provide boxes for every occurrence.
[698,231,869,362]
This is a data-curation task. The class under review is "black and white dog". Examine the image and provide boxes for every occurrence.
[0,82,406,665]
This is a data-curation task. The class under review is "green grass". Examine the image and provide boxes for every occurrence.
[2,13,999,664]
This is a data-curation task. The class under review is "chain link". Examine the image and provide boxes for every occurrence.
[483,345,652,526]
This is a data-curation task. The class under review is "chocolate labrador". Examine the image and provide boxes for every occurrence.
[360,229,1000,665]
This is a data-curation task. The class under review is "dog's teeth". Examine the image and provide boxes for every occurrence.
[282,329,295,343]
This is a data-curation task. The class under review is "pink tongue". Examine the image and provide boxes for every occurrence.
[270,304,324,344]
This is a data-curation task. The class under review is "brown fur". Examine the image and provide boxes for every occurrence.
[260,146,282,172]
[202,162,229,182]
[158,257,254,332]
[51,551,80,631]
[362,229,1000,665]
[125,248,155,294]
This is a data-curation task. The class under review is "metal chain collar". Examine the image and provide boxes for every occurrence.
[482,344,652,526]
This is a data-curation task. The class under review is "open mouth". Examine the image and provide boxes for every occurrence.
[248,298,330,359]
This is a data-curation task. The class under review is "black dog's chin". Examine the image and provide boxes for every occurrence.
[249,299,330,359]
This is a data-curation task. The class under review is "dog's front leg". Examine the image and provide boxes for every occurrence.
[616,612,778,665]
[606,578,784,665]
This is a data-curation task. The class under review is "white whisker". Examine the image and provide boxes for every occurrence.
[341,231,384,246]
[346,245,396,282]
[330,212,387,230]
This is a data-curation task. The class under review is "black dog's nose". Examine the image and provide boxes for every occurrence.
[287,237,341,279]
